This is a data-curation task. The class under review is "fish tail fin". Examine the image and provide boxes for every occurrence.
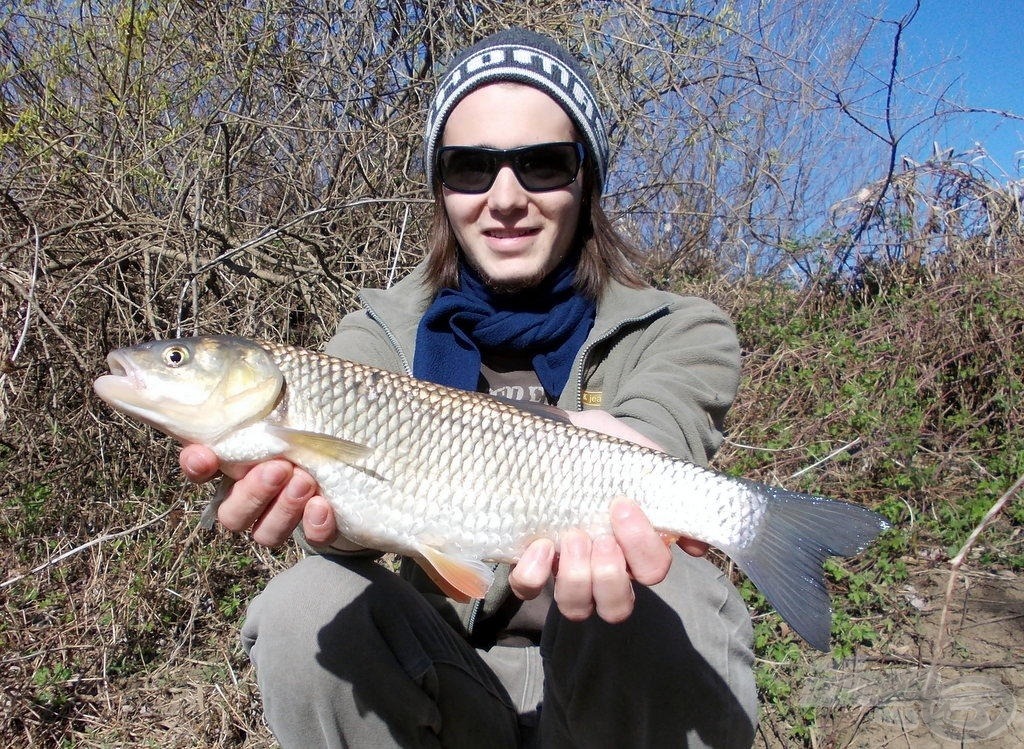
[724,480,889,651]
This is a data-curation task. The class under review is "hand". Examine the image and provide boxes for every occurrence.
[566,409,711,558]
[508,410,710,624]
[179,444,337,548]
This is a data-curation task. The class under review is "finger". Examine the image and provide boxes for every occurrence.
[677,537,710,557]
[248,466,318,547]
[553,530,594,621]
[591,534,634,623]
[610,497,672,586]
[509,538,555,600]
[216,459,293,534]
[180,444,220,483]
[301,495,338,546]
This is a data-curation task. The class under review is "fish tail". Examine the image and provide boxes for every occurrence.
[724,479,889,651]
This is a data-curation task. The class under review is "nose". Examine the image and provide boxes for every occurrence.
[486,165,528,213]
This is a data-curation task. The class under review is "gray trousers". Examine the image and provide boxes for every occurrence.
[241,549,757,748]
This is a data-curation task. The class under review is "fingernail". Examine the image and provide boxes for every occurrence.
[286,476,315,500]
[611,497,634,520]
[562,529,589,555]
[182,454,202,477]
[309,502,330,527]
[593,534,618,554]
[529,539,555,569]
[259,462,289,489]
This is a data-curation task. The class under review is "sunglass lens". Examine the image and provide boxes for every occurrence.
[517,144,580,190]
[438,150,495,192]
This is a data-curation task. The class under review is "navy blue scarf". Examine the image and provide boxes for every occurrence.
[413,259,596,400]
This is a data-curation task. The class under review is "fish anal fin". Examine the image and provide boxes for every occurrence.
[415,545,494,603]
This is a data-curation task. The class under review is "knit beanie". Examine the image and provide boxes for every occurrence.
[423,28,610,192]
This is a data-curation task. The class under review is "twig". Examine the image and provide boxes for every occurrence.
[926,473,1024,691]
[2,210,115,256]
[190,197,430,277]
[1,507,174,589]
[790,437,862,478]
[386,203,410,289]
[862,654,1023,669]
[11,223,41,363]
[1,271,90,370]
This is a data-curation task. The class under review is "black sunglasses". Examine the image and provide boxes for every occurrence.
[435,141,585,194]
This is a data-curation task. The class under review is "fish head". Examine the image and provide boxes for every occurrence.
[93,336,283,445]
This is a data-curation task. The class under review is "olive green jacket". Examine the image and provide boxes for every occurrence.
[313,262,741,639]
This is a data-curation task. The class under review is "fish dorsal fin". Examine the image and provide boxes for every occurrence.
[415,544,494,603]
[489,395,572,425]
[266,425,371,464]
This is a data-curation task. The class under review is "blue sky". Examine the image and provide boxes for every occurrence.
[889,0,1023,179]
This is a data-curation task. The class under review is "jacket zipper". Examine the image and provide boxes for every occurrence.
[573,305,669,410]
[464,562,501,635]
[363,295,497,631]
[362,298,413,376]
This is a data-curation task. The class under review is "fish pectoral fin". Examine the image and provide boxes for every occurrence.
[415,545,494,603]
[266,425,372,464]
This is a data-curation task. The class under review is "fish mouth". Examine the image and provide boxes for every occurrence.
[105,350,143,383]
[93,351,144,404]
[104,351,129,377]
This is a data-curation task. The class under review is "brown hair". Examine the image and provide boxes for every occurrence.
[423,162,647,299]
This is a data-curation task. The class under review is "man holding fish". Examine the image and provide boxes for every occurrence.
[182,28,760,748]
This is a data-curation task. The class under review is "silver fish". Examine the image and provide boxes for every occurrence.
[93,335,888,650]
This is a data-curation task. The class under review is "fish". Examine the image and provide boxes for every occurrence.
[93,335,889,650]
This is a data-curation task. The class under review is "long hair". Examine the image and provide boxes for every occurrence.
[423,157,646,299]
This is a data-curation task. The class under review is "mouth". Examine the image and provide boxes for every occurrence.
[484,227,539,239]
[105,350,144,383]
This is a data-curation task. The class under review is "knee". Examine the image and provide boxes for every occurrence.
[664,551,755,659]
[241,555,380,672]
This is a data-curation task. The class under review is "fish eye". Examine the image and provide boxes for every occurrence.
[162,345,190,368]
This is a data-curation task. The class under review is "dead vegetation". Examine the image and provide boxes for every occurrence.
[2,1,1022,746]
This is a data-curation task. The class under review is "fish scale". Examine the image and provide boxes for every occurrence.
[93,335,890,650]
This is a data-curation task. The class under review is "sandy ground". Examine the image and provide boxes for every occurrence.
[765,566,1023,748]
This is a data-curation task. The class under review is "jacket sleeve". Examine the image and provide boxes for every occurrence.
[597,298,740,466]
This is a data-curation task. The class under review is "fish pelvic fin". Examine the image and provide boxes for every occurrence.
[415,545,494,603]
[724,480,889,652]
[198,476,234,530]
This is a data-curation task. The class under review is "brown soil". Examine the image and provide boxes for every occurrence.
[757,564,1024,748]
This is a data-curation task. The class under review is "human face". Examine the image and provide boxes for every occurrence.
[440,83,584,293]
